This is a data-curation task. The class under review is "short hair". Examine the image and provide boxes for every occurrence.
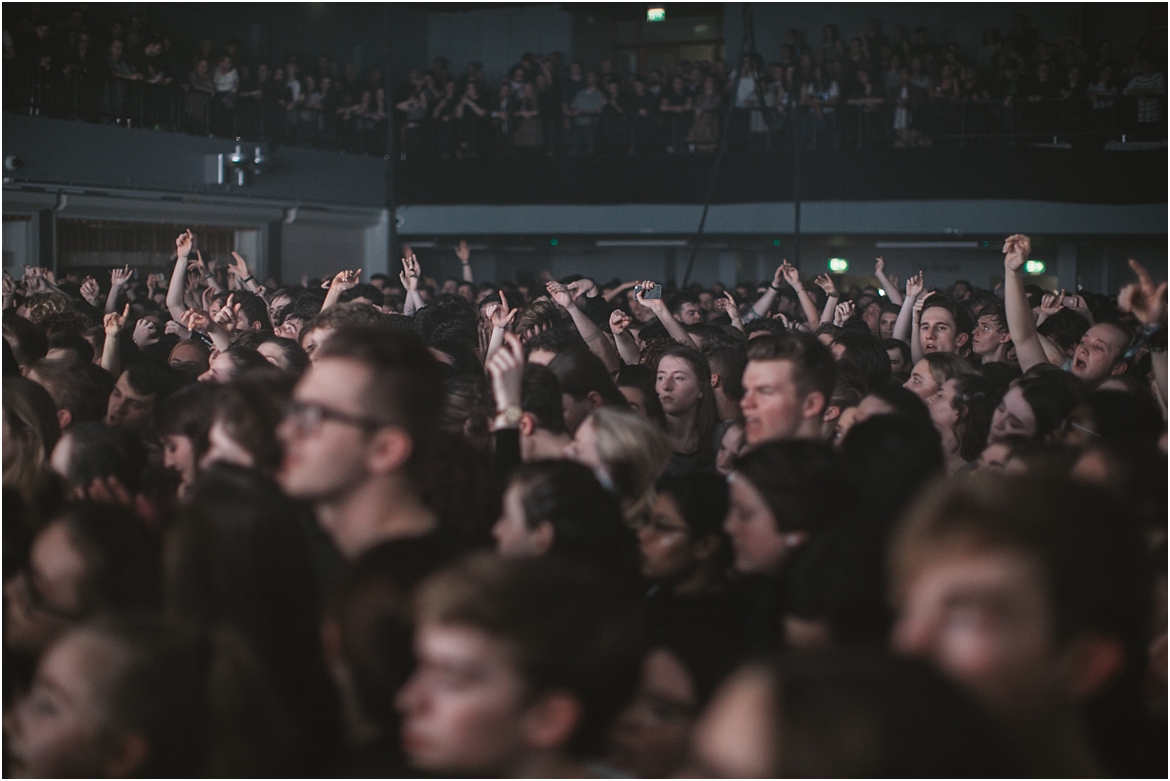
[293,289,328,321]
[703,343,747,401]
[1037,309,1090,352]
[614,363,665,424]
[746,331,837,404]
[123,361,184,403]
[921,294,974,339]
[977,301,1008,332]
[655,471,733,572]
[863,385,934,431]
[303,301,385,340]
[732,440,855,535]
[668,290,701,316]
[882,338,911,367]
[220,345,272,380]
[59,422,148,495]
[28,359,108,425]
[3,311,48,366]
[339,284,385,307]
[46,329,94,364]
[520,364,566,434]
[548,349,625,405]
[922,352,973,387]
[524,327,578,359]
[512,299,561,340]
[232,291,272,331]
[414,554,645,759]
[744,318,786,339]
[315,326,444,475]
[832,330,892,396]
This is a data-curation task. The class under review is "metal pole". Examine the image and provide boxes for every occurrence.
[384,8,398,271]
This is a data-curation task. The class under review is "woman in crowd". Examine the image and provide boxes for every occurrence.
[202,371,294,475]
[153,383,215,500]
[655,346,717,474]
[3,377,60,509]
[903,351,973,401]
[927,373,1003,475]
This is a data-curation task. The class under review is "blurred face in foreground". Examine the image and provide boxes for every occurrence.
[691,666,775,778]
[607,648,698,778]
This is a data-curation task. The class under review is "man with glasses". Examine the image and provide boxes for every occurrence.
[277,325,445,560]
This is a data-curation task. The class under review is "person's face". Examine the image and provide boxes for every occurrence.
[492,483,547,558]
[162,434,198,489]
[724,475,786,575]
[919,307,964,354]
[257,341,290,372]
[989,386,1037,442]
[301,327,334,363]
[276,316,304,342]
[892,547,1063,722]
[4,522,86,655]
[861,302,881,334]
[607,648,698,779]
[105,372,155,435]
[197,352,236,384]
[970,315,1007,357]
[740,360,811,446]
[638,493,701,581]
[6,630,128,777]
[675,303,703,325]
[886,348,908,374]
[267,294,292,324]
[563,417,603,474]
[715,424,745,477]
[927,379,961,441]
[201,419,254,471]
[692,667,775,778]
[903,359,939,401]
[656,356,702,417]
[619,386,649,418]
[277,358,377,506]
[1071,324,1126,387]
[879,311,897,340]
[397,623,530,774]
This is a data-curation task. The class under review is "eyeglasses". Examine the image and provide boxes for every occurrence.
[284,400,392,433]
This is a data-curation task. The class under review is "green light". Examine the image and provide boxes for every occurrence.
[773,239,781,246]
[1024,259,1046,275]
[550,238,558,246]
[646,7,665,22]
[828,258,849,273]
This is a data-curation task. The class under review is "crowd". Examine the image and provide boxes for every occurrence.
[5,5,1165,155]
[2,225,1167,777]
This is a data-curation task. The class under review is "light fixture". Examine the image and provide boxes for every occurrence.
[828,258,849,272]
[647,7,665,22]
[1025,260,1046,275]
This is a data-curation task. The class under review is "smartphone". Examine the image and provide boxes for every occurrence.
[634,284,663,300]
[1063,296,1078,308]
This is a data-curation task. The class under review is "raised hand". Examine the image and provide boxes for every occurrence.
[546,281,575,309]
[213,294,241,333]
[833,300,855,327]
[779,261,802,289]
[104,304,131,335]
[491,290,517,330]
[399,253,421,291]
[455,240,471,264]
[566,279,598,299]
[175,229,194,258]
[110,265,133,289]
[2,271,15,303]
[874,256,885,274]
[814,273,838,297]
[1118,258,1168,326]
[634,281,666,311]
[1038,290,1065,319]
[146,273,165,292]
[180,309,211,334]
[609,308,632,336]
[132,318,159,348]
[164,320,189,338]
[486,331,526,414]
[329,268,362,292]
[187,255,208,278]
[905,271,925,299]
[80,277,101,306]
[1003,233,1031,273]
[913,290,935,319]
[228,251,251,280]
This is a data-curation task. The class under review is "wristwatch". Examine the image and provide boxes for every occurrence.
[493,405,522,428]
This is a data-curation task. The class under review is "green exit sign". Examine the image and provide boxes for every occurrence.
[647,7,665,22]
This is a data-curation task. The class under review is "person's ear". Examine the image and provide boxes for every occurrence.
[366,427,413,476]
[586,390,604,411]
[998,332,1012,346]
[56,408,72,431]
[520,690,581,752]
[519,412,537,437]
[1060,635,1125,703]
[710,373,721,388]
[531,520,555,557]
[801,391,826,420]
[104,732,151,777]
[250,320,263,331]
[822,404,841,423]
[1110,361,1128,377]
[956,332,970,348]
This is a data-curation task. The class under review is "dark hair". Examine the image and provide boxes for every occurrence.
[744,318,786,338]
[511,460,639,586]
[1014,372,1087,439]
[614,363,665,425]
[921,294,974,344]
[1037,308,1090,352]
[415,554,645,759]
[841,414,944,529]
[154,383,217,458]
[231,292,272,332]
[521,363,566,434]
[317,326,444,477]
[977,301,1008,332]
[524,327,579,359]
[339,283,385,307]
[668,290,701,316]
[217,345,271,381]
[704,343,747,402]
[548,349,626,406]
[832,330,892,395]
[257,335,309,376]
[168,464,342,772]
[756,651,1018,777]
[746,332,837,404]
[732,441,855,535]
[430,338,480,377]
[3,311,48,366]
[948,374,1003,462]
[123,361,184,403]
[656,345,717,465]
[60,422,148,494]
[46,328,94,364]
[292,289,327,321]
[882,338,911,368]
[976,360,1021,396]
[654,471,733,573]
[52,502,161,614]
[28,359,108,425]
[211,371,295,475]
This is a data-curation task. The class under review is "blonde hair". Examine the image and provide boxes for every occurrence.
[2,377,61,503]
[587,406,671,525]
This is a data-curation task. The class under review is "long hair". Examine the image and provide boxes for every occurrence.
[588,406,671,526]
[2,377,60,504]
[655,345,717,465]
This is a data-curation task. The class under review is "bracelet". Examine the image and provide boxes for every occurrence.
[769,284,781,291]
[242,275,255,284]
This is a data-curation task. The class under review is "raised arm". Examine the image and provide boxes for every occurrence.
[714,291,745,333]
[1119,258,1168,406]
[105,265,133,314]
[745,264,786,322]
[229,251,260,293]
[637,281,698,349]
[322,269,361,312]
[609,309,641,364]
[399,252,426,316]
[100,304,129,378]
[893,271,924,346]
[484,290,518,363]
[166,230,194,321]
[1001,234,1051,372]
[548,281,620,373]
[874,256,904,305]
[456,241,474,283]
[814,274,840,327]
[603,280,638,303]
[781,262,821,329]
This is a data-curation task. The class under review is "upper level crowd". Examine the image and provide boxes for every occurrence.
[1,226,1166,776]
[5,4,1166,156]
